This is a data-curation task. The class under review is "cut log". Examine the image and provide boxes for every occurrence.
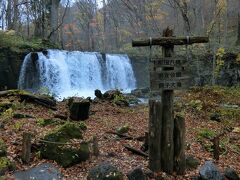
[149,100,162,172]
[69,98,90,121]
[174,115,186,175]
[123,144,148,158]
[132,36,209,47]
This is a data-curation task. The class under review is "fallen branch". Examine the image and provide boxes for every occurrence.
[20,94,57,110]
[123,144,148,157]
[106,131,134,140]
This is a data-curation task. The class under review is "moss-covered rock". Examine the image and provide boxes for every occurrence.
[113,94,129,107]
[0,140,6,157]
[40,122,89,167]
[0,157,14,176]
[116,125,129,134]
[0,102,12,114]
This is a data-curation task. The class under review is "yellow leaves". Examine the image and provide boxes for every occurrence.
[215,47,226,77]
[232,127,240,134]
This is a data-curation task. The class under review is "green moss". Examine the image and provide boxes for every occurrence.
[0,157,14,176]
[113,95,129,107]
[197,128,216,140]
[44,122,86,142]
[0,31,57,51]
[0,140,6,157]
[40,122,89,167]
[36,118,58,127]
[116,125,129,134]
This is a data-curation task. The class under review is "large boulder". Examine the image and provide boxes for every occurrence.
[40,122,89,167]
[224,168,240,180]
[87,163,124,180]
[199,161,224,180]
[69,98,90,121]
[127,167,147,180]
[14,163,61,180]
[186,155,200,170]
[103,90,121,100]
[95,89,103,99]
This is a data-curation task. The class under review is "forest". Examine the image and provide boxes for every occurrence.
[0,0,240,179]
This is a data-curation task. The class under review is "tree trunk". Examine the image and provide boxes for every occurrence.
[50,0,60,42]
[6,0,12,30]
[12,0,19,31]
[236,13,240,46]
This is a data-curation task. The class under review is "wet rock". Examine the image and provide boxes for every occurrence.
[69,98,90,121]
[186,155,200,170]
[87,163,124,180]
[14,163,61,180]
[199,161,224,180]
[127,167,147,180]
[131,87,150,98]
[95,89,103,99]
[224,167,240,180]
[40,122,89,167]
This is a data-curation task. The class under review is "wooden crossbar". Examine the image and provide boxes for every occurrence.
[132,36,209,47]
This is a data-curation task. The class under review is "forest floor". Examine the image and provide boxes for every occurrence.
[0,86,240,179]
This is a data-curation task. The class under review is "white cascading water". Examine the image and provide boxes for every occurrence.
[18,49,136,99]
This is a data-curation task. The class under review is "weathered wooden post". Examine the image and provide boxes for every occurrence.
[132,27,209,175]
[22,132,31,164]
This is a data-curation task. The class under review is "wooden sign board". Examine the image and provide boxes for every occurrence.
[151,57,187,68]
[150,79,190,91]
[150,70,187,80]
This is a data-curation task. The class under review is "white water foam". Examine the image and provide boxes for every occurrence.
[18,50,136,99]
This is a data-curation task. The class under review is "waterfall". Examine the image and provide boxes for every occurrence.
[18,49,136,99]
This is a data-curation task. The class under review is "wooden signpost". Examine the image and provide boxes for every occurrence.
[132,28,209,175]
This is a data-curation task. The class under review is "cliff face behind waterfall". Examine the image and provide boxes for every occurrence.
[0,32,57,90]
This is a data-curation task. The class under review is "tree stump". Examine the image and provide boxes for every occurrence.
[69,98,90,121]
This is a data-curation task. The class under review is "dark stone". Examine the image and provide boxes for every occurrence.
[190,176,200,180]
[14,163,61,180]
[127,167,147,180]
[224,167,240,180]
[210,113,221,122]
[31,52,39,63]
[95,89,103,99]
[69,98,90,121]
[199,161,224,180]
[42,50,48,56]
[103,90,121,100]
[186,155,200,170]
[87,163,124,180]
